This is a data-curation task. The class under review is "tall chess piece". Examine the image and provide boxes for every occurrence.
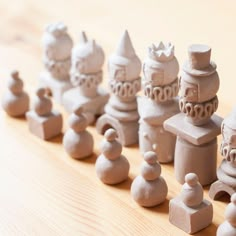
[164,44,222,186]
[96,30,141,146]
[39,22,73,103]
[138,42,179,163]
[209,109,236,199]
[2,70,29,117]
[217,193,236,236]
[63,32,109,124]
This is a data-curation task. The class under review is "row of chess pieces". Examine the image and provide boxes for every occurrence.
[1,21,236,235]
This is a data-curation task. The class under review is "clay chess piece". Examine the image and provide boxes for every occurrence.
[95,128,130,184]
[39,22,73,103]
[169,173,213,234]
[217,193,236,236]
[138,42,179,163]
[26,88,62,140]
[209,110,236,199]
[63,106,94,159]
[131,151,168,207]
[2,70,29,117]
[63,31,109,124]
[164,44,223,186]
[96,30,141,146]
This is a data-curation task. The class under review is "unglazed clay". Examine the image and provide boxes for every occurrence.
[96,30,141,146]
[63,106,94,159]
[138,42,179,163]
[95,128,130,184]
[130,151,168,207]
[164,44,222,186]
[209,109,236,199]
[39,22,73,103]
[2,70,29,117]
[217,193,236,236]
[169,173,213,234]
[62,31,109,124]
[26,88,62,140]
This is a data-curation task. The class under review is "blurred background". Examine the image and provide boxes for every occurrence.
[0,0,235,115]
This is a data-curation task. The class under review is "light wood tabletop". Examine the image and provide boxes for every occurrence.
[0,0,235,235]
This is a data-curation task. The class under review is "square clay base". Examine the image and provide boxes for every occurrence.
[169,196,213,234]
[39,72,73,104]
[26,110,62,140]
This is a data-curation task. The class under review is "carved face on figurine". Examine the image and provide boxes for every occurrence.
[72,38,105,74]
[42,22,73,61]
[221,121,236,166]
[179,79,198,102]
[143,42,179,87]
[108,30,141,82]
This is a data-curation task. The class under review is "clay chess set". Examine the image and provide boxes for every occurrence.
[1,22,236,235]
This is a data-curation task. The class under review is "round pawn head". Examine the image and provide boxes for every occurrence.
[143,151,158,164]
[185,173,199,187]
[8,70,23,94]
[36,87,46,98]
[104,128,118,142]
[68,105,88,132]
[225,193,236,227]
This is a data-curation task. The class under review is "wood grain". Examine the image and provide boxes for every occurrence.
[0,0,235,235]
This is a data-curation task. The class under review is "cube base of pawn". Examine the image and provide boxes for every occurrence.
[39,72,73,104]
[174,137,217,186]
[62,87,109,124]
[26,110,62,140]
[209,180,236,200]
[169,196,213,234]
[96,113,139,146]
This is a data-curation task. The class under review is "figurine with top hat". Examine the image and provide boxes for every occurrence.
[164,44,223,186]
[62,31,109,124]
[39,22,73,103]
[138,41,179,163]
[96,30,141,146]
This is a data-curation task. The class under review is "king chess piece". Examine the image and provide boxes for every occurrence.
[39,22,73,103]
[62,31,109,124]
[209,109,236,199]
[96,30,141,146]
[138,42,179,163]
[164,44,223,186]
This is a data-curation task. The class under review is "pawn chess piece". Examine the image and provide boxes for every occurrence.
[131,151,168,207]
[138,42,179,163]
[217,193,236,236]
[164,44,222,186]
[2,70,29,117]
[96,30,141,146]
[26,88,62,140]
[63,31,109,124]
[63,106,94,159]
[209,109,236,199]
[169,173,213,234]
[39,22,73,103]
[95,128,130,184]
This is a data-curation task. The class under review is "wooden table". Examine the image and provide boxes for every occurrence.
[0,1,235,235]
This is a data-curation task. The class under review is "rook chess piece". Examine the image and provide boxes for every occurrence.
[39,22,73,103]
[62,31,109,124]
[131,151,168,207]
[2,70,29,117]
[138,42,179,163]
[63,106,94,159]
[217,193,236,236]
[95,128,130,184]
[96,30,141,146]
[209,109,236,199]
[26,88,62,140]
[164,44,222,186]
[169,173,213,234]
